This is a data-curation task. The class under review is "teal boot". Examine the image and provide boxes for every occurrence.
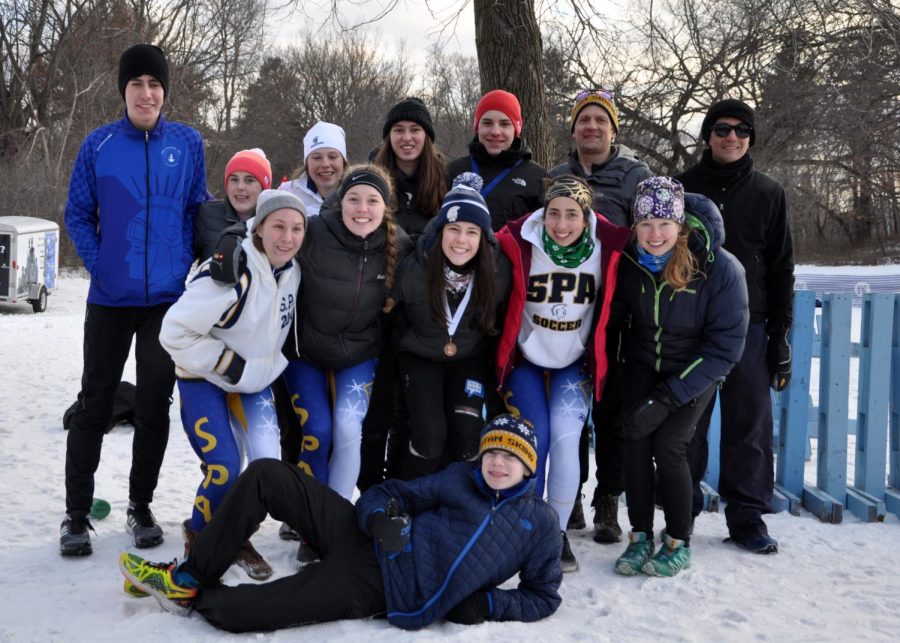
[642,533,691,577]
[614,531,655,576]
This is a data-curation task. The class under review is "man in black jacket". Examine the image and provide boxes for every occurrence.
[675,99,794,554]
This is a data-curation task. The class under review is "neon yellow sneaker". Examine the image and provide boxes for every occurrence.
[123,578,149,598]
[118,552,196,616]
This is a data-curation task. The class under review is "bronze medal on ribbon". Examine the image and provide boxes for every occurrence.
[443,340,457,357]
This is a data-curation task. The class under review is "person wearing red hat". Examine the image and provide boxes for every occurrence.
[194,148,273,262]
[446,89,546,231]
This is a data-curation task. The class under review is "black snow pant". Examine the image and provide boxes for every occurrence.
[187,459,386,632]
[398,352,488,480]
[688,322,774,539]
[65,303,174,515]
[623,363,716,544]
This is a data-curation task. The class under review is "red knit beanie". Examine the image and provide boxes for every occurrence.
[224,148,272,190]
[474,90,523,136]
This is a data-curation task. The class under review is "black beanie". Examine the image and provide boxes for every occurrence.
[118,44,169,99]
[701,99,755,146]
[382,97,435,141]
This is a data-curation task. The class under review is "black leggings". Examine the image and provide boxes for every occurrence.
[399,352,489,479]
[186,459,385,633]
[623,364,716,543]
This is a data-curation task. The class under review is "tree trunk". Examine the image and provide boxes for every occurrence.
[473,0,553,168]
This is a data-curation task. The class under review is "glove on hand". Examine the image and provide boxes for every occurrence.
[623,382,680,440]
[445,590,490,625]
[367,499,411,553]
[767,328,792,392]
[208,226,246,285]
[220,351,246,385]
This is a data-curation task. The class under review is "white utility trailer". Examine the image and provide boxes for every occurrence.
[0,216,59,313]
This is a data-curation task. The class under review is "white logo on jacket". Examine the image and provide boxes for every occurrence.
[513,178,526,187]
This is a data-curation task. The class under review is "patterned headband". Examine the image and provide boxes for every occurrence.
[545,176,593,213]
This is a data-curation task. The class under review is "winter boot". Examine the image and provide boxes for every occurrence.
[642,534,691,577]
[560,531,579,573]
[118,553,197,616]
[592,495,623,544]
[60,514,93,557]
[296,539,320,567]
[236,539,273,580]
[279,521,301,541]
[614,531,656,576]
[566,489,586,530]
[126,502,163,548]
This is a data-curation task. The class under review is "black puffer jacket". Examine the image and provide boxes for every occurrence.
[549,145,653,227]
[446,137,546,232]
[392,217,512,361]
[284,202,412,370]
[194,199,243,261]
[616,192,749,405]
[675,151,794,331]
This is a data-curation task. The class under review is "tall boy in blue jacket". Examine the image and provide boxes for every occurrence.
[61,44,207,557]
[119,414,563,633]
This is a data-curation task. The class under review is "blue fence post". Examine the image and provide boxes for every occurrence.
[774,291,815,514]
[847,293,892,521]
[803,292,851,523]
[701,397,721,512]
[886,295,900,518]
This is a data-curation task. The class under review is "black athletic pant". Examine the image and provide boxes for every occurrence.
[591,353,626,501]
[65,303,174,515]
[398,352,488,479]
[623,363,716,543]
[358,348,408,491]
[188,459,385,632]
[688,322,774,539]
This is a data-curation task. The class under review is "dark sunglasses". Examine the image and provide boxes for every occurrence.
[711,123,753,139]
[576,89,614,101]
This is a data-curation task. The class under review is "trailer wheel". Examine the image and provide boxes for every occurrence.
[31,286,47,313]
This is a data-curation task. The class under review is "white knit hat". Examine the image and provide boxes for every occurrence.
[303,121,347,162]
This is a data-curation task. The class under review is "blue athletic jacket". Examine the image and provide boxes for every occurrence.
[616,192,749,404]
[357,462,562,630]
[65,114,207,306]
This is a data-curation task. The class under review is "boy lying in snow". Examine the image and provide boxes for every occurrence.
[119,414,562,632]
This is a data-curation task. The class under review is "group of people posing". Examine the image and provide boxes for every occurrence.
[60,44,794,633]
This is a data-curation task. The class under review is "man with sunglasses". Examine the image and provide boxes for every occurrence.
[676,99,794,555]
[549,89,652,546]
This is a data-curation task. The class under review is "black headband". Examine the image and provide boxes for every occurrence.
[339,169,390,202]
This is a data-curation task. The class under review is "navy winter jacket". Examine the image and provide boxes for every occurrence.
[65,114,207,306]
[357,462,562,630]
[616,192,749,404]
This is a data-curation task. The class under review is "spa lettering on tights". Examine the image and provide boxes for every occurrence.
[526,272,596,304]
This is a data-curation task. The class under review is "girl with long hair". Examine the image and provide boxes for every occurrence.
[388,173,511,478]
[612,176,748,577]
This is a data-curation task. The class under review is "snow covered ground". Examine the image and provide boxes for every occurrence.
[1,272,898,642]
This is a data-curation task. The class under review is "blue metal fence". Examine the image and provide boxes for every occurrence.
[703,290,900,523]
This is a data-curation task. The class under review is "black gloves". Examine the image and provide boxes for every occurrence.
[623,382,680,440]
[219,351,246,385]
[767,328,792,392]
[445,590,490,625]
[366,499,411,553]
[208,224,246,285]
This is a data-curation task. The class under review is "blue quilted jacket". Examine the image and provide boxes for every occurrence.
[357,462,562,630]
[65,114,207,306]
